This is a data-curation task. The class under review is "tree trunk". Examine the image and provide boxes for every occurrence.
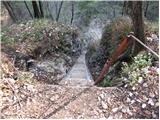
[70,2,74,24]
[24,1,33,19]
[122,1,126,16]
[54,2,58,16]
[56,1,63,22]
[48,2,54,19]
[3,1,17,22]
[113,8,116,18]
[126,1,145,55]
[39,1,44,18]
[144,1,149,17]
[32,1,41,18]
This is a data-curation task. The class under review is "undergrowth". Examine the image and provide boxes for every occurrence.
[121,51,152,86]
[100,51,152,87]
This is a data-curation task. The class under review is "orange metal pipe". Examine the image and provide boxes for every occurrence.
[94,36,129,85]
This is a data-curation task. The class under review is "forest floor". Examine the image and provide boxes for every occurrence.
[1,51,159,119]
[0,19,159,119]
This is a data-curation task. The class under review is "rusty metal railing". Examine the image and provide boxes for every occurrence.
[94,34,159,85]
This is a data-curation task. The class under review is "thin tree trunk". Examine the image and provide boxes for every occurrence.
[54,2,58,16]
[24,1,33,19]
[32,1,41,18]
[56,1,63,22]
[39,1,44,18]
[70,2,74,24]
[113,8,116,18]
[47,2,54,19]
[3,1,17,22]
[144,1,149,17]
[122,1,126,16]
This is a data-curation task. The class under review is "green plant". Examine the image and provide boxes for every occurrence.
[32,19,50,30]
[121,51,152,86]
[22,31,32,40]
[34,31,42,42]
[100,72,112,87]
[1,32,17,44]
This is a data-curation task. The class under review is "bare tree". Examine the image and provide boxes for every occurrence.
[113,8,115,17]
[56,1,63,22]
[32,1,41,18]
[144,1,149,17]
[70,2,74,24]
[54,1,58,16]
[3,1,17,22]
[110,5,116,18]
[126,1,145,55]
[24,1,33,19]
[47,2,54,19]
[122,1,126,16]
[39,1,44,18]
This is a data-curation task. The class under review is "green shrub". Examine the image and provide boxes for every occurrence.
[121,51,152,86]
[100,74,112,87]
[1,32,17,44]
[34,31,42,42]
[32,19,50,30]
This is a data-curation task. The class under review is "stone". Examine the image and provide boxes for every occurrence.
[148,98,154,106]
[112,108,118,113]
[142,103,146,108]
[138,77,144,84]
[101,101,108,109]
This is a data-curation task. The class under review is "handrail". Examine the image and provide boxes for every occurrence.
[94,36,129,85]
[94,34,159,85]
[128,35,159,58]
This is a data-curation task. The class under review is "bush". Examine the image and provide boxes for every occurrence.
[100,16,132,54]
[121,51,152,86]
